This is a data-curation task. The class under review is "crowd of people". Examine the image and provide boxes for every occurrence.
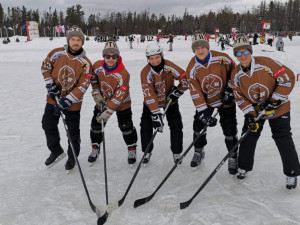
[41,25,300,190]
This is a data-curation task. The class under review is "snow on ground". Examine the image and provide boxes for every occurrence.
[0,35,300,225]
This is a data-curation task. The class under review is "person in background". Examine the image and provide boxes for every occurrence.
[167,33,174,51]
[231,34,300,189]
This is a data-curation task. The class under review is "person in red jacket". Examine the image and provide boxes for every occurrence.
[41,25,92,171]
[231,34,300,189]
[89,39,138,166]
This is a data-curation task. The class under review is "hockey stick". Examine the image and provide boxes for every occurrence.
[134,109,220,208]
[166,108,268,211]
[107,99,173,212]
[97,103,109,225]
[55,96,101,217]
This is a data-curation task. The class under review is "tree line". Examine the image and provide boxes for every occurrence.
[0,0,299,37]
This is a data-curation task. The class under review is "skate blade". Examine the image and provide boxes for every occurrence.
[191,164,203,171]
[47,152,67,169]
[66,165,76,174]
[128,164,136,169]
[89,161,98,167]
[236,178,246,184]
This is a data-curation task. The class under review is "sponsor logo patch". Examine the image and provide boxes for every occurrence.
[237,100,244,105]
[146,99,155,104]
[119,86,128,91]
[82,62,89,70]
[179,72,186,80]
[112,99,121,105]
[191,94,200,99]
[79,87,86,93]
[273,66,286,78]
[219,58,226,66]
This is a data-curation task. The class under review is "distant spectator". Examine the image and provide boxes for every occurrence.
[167,33,173,51]
[276,36,284,51]
[253,33,258,45]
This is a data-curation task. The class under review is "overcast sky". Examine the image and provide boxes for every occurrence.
[1,0,273,18]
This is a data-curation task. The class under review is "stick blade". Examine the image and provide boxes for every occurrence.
[134,197,147,208]
[179,200,191,210]
[97,212,108,225]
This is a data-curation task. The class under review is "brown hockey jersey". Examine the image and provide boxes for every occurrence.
[186,50,235,112]
[140,59,188,114]
[91,56,131,111]
[41,46,92,111]
[231,56,295,119]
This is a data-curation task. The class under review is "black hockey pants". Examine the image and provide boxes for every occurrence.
[193,104,238,154]
[42,103,81,160]
[90,106,137,148]
[238,112,300,176]
[140,102,183,154]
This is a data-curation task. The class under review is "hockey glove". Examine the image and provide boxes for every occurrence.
[167,86,184,102]
[96,107,114,123]
[196,108,217,127]
[261,99,282,116]
[244,114,260,132]
[46,83,61,101]
[151,113,164,132]
[54,97,72,115]
[221,86,235,106]
[91,89,104,105]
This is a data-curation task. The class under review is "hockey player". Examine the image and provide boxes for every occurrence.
[41,25,92,170]
[140,42,188,165]
[231,34,300,189]
[89,39,138,166]
[186,32,238,172]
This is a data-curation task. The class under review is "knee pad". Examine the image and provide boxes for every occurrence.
[91,122,102,134]
[119,121,134,135]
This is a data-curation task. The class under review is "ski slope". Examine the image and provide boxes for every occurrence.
[0,35,300,225]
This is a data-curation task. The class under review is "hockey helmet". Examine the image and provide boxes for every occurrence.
[145,43,163,58]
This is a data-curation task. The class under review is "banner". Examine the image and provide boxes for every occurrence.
[263,21,271,29]
[26,21,39,41]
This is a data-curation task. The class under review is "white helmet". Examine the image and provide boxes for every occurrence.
[145,43,163,57]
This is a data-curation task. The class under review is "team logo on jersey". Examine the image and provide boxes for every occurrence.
[101,81,114,98]
[201,74,223,98]
[248,83,270,103]
[155,81,166,101]
[58,65,76,91]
